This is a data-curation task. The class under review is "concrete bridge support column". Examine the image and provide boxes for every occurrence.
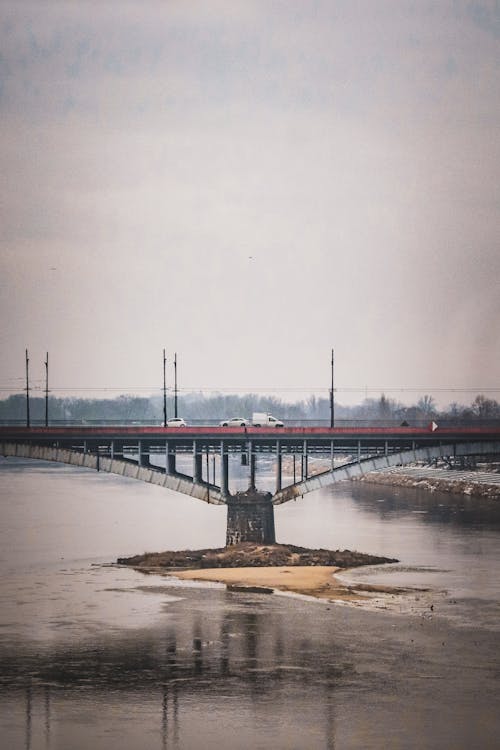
[165,442,176,474]
[248,441,256,490]
[138,441,151,467]
[193,441,203,483]
[276,440,282,493]
[303,440,308,480]
[220,441,229,498]
[225,492,275,546]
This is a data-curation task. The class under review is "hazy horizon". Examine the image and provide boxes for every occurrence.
[2,1,499,407]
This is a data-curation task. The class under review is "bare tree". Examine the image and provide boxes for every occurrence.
[472,394,500,418]
[416,394,436,417]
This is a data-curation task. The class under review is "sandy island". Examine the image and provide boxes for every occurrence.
[117,543,409,603]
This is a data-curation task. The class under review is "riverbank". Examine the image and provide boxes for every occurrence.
[356,466,500,499]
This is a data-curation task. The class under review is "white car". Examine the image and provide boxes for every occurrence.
[219,417,249,427]
[166,417,187,427]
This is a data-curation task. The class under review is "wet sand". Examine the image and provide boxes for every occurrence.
[173,564,412,602]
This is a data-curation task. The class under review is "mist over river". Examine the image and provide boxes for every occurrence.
[1,457,500,749]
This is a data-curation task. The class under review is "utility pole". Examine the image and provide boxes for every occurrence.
[162,349,167,427]
[44,352,49,427]
[330,348,335,429]
[174,352,178,418]
[25,349,30,428]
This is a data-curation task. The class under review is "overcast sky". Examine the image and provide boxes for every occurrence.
[1,0,499,406]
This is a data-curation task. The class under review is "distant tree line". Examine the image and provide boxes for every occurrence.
[0,392,499,424]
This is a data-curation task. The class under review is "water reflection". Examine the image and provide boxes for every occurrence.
[25,684,31,750]
[44,686,51,749]
[161,683,179,750]
[350,482,500,528]
[6,591,348,750]
[3,459,500,749]
[203,600,349,686]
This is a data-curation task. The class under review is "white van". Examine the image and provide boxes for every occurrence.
[252,412,284,428]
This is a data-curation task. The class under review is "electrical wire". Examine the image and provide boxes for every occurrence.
[1,385,499,394]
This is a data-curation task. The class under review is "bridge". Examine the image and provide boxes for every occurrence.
[2,424,500,545]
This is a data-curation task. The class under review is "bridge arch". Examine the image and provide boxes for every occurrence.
[1,442,224,505]
[272,440,500,505]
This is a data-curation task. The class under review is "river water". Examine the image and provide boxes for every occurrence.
[1,457,500,749]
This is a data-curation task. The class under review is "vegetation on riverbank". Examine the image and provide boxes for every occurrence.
[2,391,500,425]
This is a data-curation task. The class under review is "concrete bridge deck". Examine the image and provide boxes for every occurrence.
[2,424,499,445]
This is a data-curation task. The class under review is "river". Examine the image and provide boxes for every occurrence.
[1,457,499,749]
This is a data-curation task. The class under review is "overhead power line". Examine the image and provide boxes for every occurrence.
[1,385,500,394]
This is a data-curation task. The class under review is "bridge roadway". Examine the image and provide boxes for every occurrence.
[1,424,500,462]
[2,424,500,448]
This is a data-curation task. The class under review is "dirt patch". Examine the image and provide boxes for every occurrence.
[117,542,397,570]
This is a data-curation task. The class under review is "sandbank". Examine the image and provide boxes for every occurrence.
[173,564,405,602]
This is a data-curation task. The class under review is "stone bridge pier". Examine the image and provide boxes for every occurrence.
[225,491,276,546]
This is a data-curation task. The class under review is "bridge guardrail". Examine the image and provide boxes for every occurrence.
[8,418,320,427]
[2,418,500,429]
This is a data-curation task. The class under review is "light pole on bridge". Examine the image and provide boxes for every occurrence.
[162,349,167,427]
[330,348,335,429]
[25,348,30,428]
[174,352,178,419]
[44,352,49,427]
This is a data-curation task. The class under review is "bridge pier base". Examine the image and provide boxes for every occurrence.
[226,490,275,546]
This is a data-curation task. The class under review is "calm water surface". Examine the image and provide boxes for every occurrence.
[1,457,500,749]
